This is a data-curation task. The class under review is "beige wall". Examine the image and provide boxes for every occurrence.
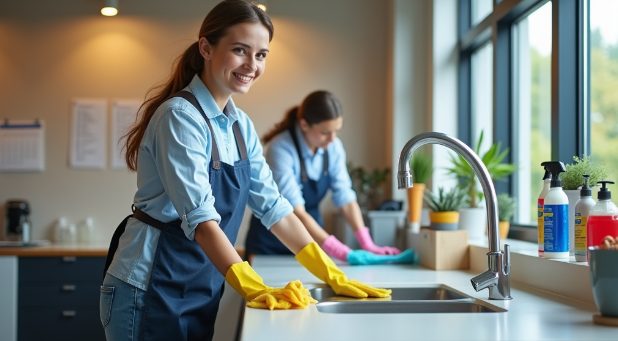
[0,0,392,242]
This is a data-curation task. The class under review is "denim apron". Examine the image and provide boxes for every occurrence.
[103,91,250,341]
[245,126,329,256]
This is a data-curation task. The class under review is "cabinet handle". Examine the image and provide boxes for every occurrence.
[62,310,77,318]
[62,256,77,263]
[62,284,76,292]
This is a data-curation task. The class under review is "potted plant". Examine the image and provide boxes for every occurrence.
[497,193,515,239]
[560,155,609,252]
[447,130,516,239]
[562,155,608,190]
[424,186,466,230]
[406,152,432,231]
[348,162,390,214]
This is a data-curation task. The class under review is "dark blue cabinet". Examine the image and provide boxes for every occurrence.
[18,256,105,341]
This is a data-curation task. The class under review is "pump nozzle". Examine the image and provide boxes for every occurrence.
[541,161,566,188]
[596,180,615,200]
[580,174,592,197]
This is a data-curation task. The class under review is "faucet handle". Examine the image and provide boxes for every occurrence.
[504,244,511,275]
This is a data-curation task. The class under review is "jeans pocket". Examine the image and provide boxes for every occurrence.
[99,285,115,327]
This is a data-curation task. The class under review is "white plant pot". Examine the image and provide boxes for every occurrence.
[458,207,486,241]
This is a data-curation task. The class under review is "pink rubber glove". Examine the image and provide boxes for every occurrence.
[321,235,352,261]
[354,227,401,255]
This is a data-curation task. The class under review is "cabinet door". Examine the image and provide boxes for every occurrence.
[0,257,17,341]
[18,256,105,341]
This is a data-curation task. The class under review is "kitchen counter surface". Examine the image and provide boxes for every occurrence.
[0,243,108,257]
[240,255,616,341]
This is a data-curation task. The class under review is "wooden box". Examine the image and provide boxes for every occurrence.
[408,228,470,270]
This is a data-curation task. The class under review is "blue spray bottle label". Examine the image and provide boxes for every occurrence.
[543,204,569,252]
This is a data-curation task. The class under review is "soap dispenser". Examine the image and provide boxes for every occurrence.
[586,180,618,260]
[541,161,569,259]
[574,175,596,262]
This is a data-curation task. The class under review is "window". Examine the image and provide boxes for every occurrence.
[459,0,591,240]
[512,2,552,225]
[471,42,494,150]
[472,0,492,25]
[590,0,618,181]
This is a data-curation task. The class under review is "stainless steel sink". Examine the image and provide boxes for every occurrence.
[309,284,506,314]
[309,284,469,302]
[315,300,506,314]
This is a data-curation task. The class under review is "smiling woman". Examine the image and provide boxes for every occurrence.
[100,1,390,340]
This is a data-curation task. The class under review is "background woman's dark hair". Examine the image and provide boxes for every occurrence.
[124,0,273,171]
[262,90,343,143]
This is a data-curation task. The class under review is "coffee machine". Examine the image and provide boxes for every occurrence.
[5,199,31,242]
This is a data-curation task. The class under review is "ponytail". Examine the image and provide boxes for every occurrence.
[262,90,342,144]
[262,106,298,143]
[123,42,203,171]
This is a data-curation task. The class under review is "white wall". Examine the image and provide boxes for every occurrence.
[0,0,391,243]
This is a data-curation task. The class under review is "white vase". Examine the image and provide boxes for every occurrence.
[564,189,580,256]
[458,207,486,241]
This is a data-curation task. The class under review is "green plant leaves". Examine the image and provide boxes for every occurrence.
[446,130,516,208]
[424,186,466,212]
[561,155,609,190]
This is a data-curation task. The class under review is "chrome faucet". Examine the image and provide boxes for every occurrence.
[397,132,512,300]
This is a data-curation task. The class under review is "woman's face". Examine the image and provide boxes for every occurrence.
[200,22,270,107]
[300,117,343,152]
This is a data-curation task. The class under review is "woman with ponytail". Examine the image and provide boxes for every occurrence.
[100,1,389,340]
[246,91,402,262]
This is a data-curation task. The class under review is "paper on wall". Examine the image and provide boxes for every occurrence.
[111,99,140,170]
[70,98,107,169]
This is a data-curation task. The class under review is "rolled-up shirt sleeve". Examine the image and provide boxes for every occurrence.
[150,101,221,239]
[328,139,357,207]
[241,116,293,229]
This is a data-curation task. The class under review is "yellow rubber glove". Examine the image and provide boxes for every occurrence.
[225,261,316,310]
[295,242,392,298]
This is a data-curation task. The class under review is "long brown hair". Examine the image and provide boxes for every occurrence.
[124,0,274,171]
[262,90,342,143]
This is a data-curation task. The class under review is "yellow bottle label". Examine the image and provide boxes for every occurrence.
[537,199,544,251]
[574,213,588,253]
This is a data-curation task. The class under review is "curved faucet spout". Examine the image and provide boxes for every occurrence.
[397,132,512,300]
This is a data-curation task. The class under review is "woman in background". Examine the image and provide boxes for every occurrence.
[100,1,389,340]
[245,90,402,262]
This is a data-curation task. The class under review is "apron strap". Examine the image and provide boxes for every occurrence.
[174,90,248,168]
[289,126,329,181]
[103,209,182,278]
[103,214,132,278]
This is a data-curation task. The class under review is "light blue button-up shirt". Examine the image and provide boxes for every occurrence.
[107,75,292,290]
[265,124,357,210]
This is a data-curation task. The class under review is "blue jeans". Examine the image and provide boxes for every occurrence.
[100,274,146,341]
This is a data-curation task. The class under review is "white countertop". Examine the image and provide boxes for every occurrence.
[239,255,616,341]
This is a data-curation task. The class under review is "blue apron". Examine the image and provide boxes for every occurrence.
[103,91,250,341]
[244,126,330,256]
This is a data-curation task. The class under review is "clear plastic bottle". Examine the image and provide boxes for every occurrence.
[54,217,77,245]
[574,175,595,262]
[78,217,96,244]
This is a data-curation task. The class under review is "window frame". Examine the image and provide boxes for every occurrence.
[458,0,589,241]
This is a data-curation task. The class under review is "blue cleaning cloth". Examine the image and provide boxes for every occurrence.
[347,249,418,266]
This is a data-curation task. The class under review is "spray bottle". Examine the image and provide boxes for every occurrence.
[574,175,596,262]
[541,161,569,259]
[586,180,618,261]
[537,166,551,257]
